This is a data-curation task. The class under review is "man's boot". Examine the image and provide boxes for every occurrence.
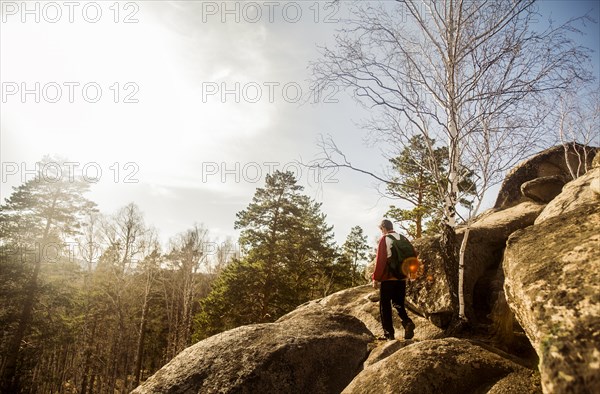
[377,331,395,341]
[402,320,415,340]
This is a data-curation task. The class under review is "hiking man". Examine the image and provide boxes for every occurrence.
[372,219,416,340]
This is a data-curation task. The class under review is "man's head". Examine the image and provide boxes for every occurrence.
[379,219,394,233]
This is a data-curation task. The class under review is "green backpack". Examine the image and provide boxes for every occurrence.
[386,234,419,280]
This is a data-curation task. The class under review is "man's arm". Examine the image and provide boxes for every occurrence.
[372,236,388,282]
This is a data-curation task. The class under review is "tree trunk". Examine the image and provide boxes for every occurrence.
[458,226,472,322]
[133,292,150,388]
[89,374,96,394]
[416,174,424,238]
[440,223,459,320]
[80,308,98,394]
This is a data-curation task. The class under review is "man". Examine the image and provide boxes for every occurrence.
[372,219,416,340]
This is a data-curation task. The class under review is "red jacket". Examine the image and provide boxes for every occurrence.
[372,232,400,281]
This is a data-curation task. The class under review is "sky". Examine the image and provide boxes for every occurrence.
[1,0,599,252]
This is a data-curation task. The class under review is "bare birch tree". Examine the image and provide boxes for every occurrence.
[77,209,103,394]
[98,203,150,392]
[311,0,593,326]
[211,237,239,275]
[131,230,160,390]
[163,225,210,358]
[554,86,600,178]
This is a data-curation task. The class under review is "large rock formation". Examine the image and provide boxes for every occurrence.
[457,201,546,322]
[591,153,600,194]
[404,145,598,326]
[494,144,597,209]
[342,338,541,394]
[534,167,600,224]
[132,310,372,394]
[520,175,566,203]
[405,201,545,325]
[503,168,600,393]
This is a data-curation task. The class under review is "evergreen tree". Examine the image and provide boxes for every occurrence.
[0,157,96,392]
[341,226,371,286]
[194,171,337,339]
[386,136,475,238]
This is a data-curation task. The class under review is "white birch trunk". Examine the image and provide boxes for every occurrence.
[458,227,470,320]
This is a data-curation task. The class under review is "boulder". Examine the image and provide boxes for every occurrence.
[591,177,600,195]
[278,286,383,336]
[534,167,600,225]
[132,310,373,394]
[520,175,565,203]
[485,371,543,394]
[363,339,415,368]
[494,144,598,209]
[503,202,600,393]
[592,151,600,168]
[588,151,600,195]
[342,338,541,394]
[278,285,444,341]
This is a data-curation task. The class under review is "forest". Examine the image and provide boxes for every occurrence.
[0,162,375,393]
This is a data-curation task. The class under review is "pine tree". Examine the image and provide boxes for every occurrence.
[386,136,475,238]
[341,226,371,286]
[234,170,337,315]
[0,158,96,392]
[194,171,337,339]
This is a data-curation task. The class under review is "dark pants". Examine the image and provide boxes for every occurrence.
[379,280,411,337]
